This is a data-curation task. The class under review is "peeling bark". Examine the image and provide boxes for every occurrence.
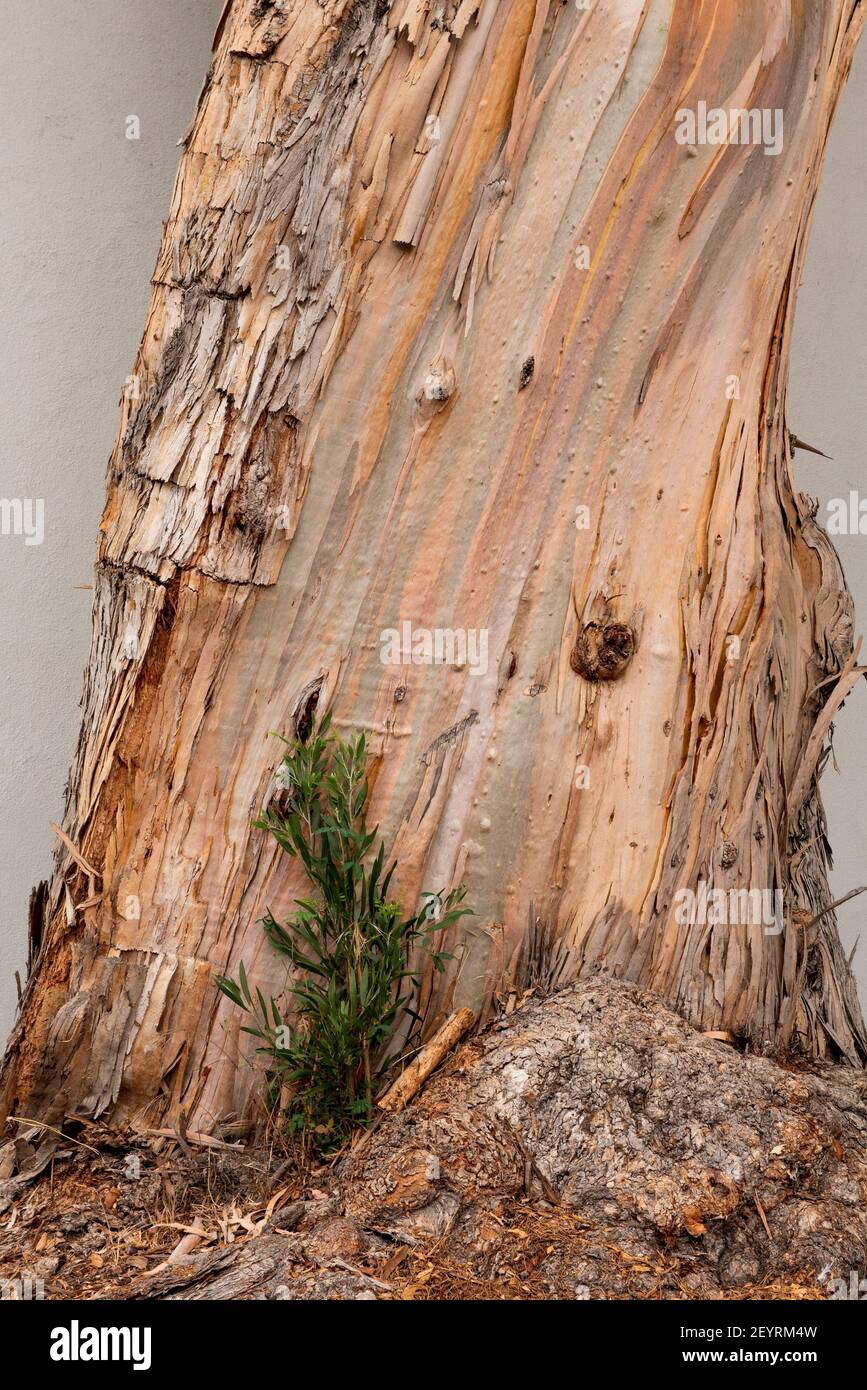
[3,0,866,1135]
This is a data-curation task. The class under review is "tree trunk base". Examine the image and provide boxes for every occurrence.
[2,976,865,1300]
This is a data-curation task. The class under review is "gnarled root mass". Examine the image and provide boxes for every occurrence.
[4,978,864,1301]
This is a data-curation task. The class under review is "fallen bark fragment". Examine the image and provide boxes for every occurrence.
[378,1008,476,1113]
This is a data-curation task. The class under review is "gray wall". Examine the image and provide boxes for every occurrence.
[0,0,222,1036]
[1,4,866,1043]
[790,38,867,985]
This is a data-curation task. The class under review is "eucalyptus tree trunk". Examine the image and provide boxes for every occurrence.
[3,0,865,1137]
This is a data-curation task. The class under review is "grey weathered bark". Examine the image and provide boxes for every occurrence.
[2,0,866,1139]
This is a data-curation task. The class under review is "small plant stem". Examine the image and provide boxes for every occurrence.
[215,717,469,1155]
[362,1038,373,1117]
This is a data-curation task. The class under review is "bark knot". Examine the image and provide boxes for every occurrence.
[423,359,455,403]
[570,622,635,682]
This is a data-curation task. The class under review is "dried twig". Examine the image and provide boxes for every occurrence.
[49,822,100,879]
[378,1008,475,1113]
[801,886,867,932]
[7,1117,99,1155]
